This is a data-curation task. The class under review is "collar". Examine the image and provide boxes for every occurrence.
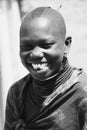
[32,57,73,97]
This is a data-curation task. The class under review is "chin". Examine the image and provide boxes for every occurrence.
[31,70,56,81]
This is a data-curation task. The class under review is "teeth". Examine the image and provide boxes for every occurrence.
[32,63,47,70]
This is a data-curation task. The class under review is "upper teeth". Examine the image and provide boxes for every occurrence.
[32,63,47,70]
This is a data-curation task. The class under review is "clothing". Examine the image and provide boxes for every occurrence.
[4,59,87,130]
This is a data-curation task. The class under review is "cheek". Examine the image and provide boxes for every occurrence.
[20,50,30,59]
[50,51,64,68]
[47,47,64,61]
[54,45,64,59]
[20,52,31,71]
[20,51,29,64]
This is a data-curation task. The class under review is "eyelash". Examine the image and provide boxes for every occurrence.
[20,45,33,51]
[40,44,52,49]
[20,43,54,51]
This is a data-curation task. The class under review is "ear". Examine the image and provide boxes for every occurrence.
[64,36,72,56]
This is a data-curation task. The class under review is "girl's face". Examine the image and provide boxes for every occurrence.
[20,17,66,80]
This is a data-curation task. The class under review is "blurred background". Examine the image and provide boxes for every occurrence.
[0,0,87,129]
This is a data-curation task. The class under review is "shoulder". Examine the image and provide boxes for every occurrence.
[77,68,87,91]
[7,74,31,99]
[73,68,87,98]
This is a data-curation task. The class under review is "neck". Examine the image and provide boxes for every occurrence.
[32,57,73,97]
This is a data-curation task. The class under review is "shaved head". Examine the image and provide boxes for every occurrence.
[20,7,69,80]
[20,7,66,40]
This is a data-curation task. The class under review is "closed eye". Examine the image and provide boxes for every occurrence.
[20,45,34,51]
[20,40,34,51]
[40,43,55,49]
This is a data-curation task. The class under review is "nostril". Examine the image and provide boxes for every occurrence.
[39,52,44,57]
[30,51,44,58]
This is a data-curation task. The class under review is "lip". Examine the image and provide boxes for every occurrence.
[31,63,48,70]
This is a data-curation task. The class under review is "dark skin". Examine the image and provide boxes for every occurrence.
[20,7,71,81]
[19,7,87,129]
[3,7,87,130]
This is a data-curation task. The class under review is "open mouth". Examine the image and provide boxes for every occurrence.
[32,63,48,70]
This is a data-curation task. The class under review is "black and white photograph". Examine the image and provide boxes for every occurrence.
[0,0,87,130]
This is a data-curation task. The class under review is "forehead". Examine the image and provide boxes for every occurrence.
[20,18,62,43]
[20,7,66,39]
[30,17,50,30]
[21,16,56,34]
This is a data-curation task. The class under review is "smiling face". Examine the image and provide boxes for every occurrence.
[20,7,67,81]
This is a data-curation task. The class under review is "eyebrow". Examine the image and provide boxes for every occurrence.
[20,37,30,42]
[20,38,55,45]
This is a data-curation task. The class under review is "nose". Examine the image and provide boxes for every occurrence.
[30,46,44,58]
